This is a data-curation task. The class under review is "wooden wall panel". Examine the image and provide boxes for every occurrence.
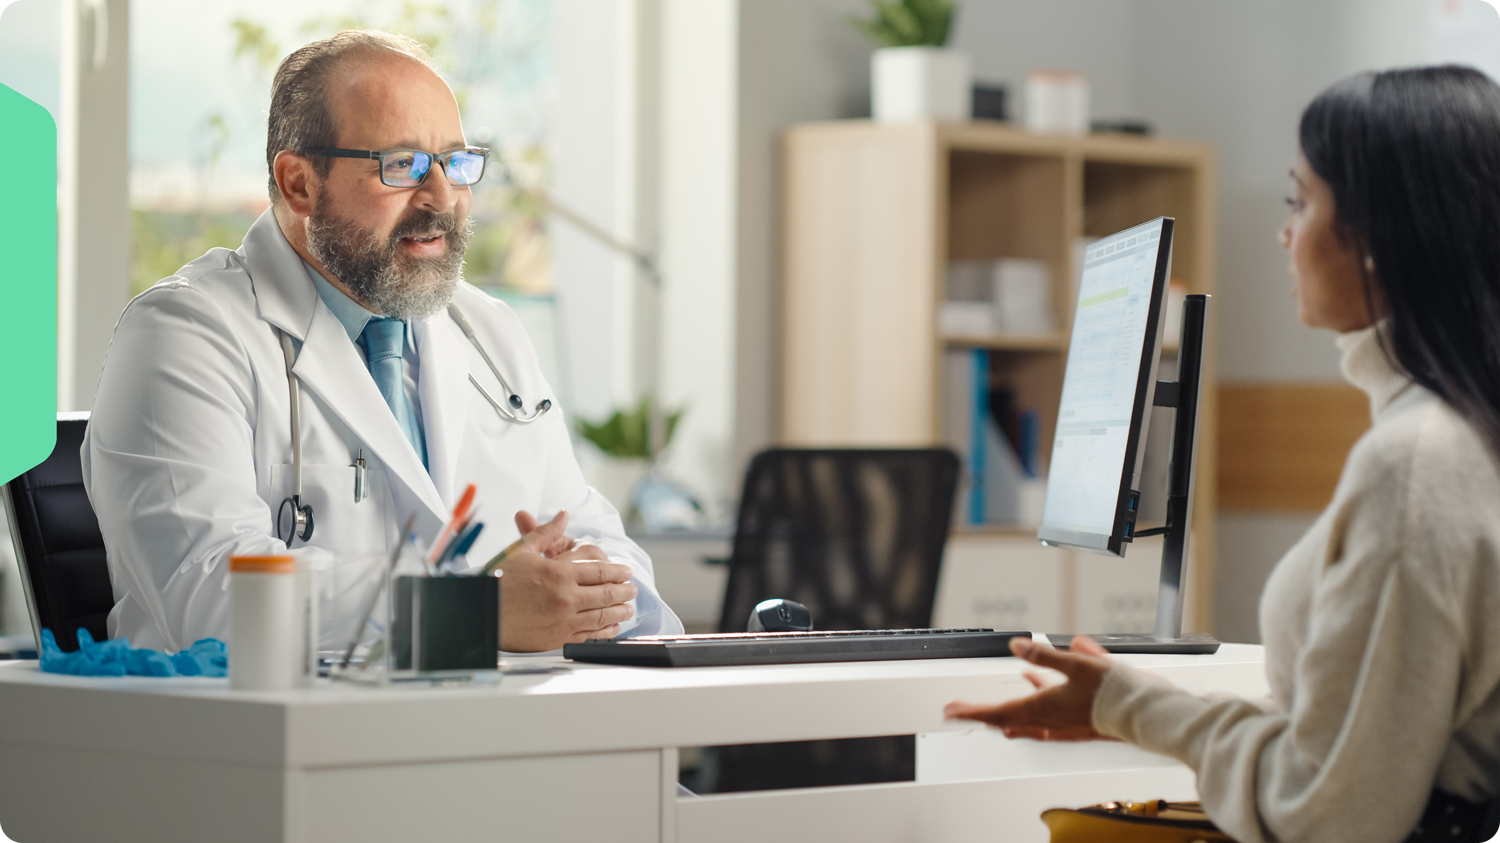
[1218,383,1369,511]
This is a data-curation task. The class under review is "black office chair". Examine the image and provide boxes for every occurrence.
[717,448,961,633]
[2,413,113,652]
[696,448,961,793]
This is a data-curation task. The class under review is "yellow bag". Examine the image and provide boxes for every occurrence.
[1041,800,1237,843]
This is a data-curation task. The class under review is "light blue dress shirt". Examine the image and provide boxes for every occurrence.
[303,261,429,470]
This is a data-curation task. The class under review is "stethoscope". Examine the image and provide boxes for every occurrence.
[274,302,553,547]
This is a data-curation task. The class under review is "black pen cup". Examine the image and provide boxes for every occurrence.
[392,575,501,673]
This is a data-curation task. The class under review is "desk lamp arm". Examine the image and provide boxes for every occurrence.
[497,168,662,288]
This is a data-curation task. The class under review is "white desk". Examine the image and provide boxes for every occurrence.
[0,643,1267,843]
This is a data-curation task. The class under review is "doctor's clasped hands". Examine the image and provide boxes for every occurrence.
[493,511,638,652]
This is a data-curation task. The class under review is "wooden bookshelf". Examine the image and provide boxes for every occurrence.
[778,120,1218,633]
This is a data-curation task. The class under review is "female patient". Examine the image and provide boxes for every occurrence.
[946,66,1500,843]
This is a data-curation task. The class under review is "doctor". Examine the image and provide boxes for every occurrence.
[83,30,682,653]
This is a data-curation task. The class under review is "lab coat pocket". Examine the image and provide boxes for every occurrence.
[268,463,391,560]
[269,463,394,653]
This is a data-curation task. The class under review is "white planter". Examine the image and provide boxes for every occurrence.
[578,450,652,517]
[871,47,971,122]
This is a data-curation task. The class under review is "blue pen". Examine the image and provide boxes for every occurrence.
[440,521,485,571]
[450,522,485,560]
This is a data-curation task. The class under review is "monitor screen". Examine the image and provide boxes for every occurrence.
[1038,218,1173,555]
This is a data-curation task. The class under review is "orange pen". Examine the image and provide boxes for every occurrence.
[428,483,477,564]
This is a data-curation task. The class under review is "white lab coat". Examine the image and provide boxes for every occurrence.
[83,210,682,652]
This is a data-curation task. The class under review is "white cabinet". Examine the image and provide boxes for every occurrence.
[634,532,732,633]
[932,535,1067,632]
[933,534,1196,636]
[1074,538,1163,635]
[643,529,1196,637]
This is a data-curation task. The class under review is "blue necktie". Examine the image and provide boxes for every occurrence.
[358,318,428,468]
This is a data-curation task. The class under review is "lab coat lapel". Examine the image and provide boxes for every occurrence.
[239,209,447,526]
[291,305,448,523]
[413,316,471,509]
[241,209,316,341]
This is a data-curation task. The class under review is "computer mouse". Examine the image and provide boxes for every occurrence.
[747,598,813,632]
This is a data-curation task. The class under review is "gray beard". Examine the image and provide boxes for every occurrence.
[304,204,471,320]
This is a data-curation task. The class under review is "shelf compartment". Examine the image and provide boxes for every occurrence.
[946,151,1072,342]
[948,152,1068,262]
[1083,160,1203,292]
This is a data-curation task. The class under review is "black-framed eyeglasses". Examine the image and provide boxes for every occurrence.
[307,146,490,188]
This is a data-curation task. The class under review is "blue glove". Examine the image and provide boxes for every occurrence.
[39,629,227,678]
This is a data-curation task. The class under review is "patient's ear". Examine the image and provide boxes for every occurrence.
[273,150,318,219]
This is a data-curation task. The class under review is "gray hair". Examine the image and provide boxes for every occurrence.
[265,30,440,202]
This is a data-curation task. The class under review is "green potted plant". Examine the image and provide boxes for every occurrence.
[851,0,970,122]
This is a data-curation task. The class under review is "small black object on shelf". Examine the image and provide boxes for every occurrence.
[972,83,1008,121]
[1091,118,1153,136]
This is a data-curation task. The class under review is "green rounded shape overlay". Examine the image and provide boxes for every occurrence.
[0,81,57,485]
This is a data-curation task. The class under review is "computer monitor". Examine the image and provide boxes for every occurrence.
[1037,216,1218,654]
[1039,217,1173,556]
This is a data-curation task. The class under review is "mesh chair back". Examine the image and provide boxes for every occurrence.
[695,448,960,794]
[718,448,960,633]
[3,415,112,651]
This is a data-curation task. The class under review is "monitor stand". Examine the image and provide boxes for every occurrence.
[1049,295,1221,656]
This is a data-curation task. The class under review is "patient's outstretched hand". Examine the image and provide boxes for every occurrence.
[943,635,1117,742]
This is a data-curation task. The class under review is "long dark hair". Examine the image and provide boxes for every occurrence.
[1301,66,1500,455]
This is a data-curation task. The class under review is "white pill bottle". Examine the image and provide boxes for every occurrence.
[229,555,315,690]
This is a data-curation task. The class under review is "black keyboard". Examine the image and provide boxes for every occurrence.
[562,628,1028,667]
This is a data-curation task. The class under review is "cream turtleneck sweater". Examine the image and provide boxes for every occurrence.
[1092,324,1500,843]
